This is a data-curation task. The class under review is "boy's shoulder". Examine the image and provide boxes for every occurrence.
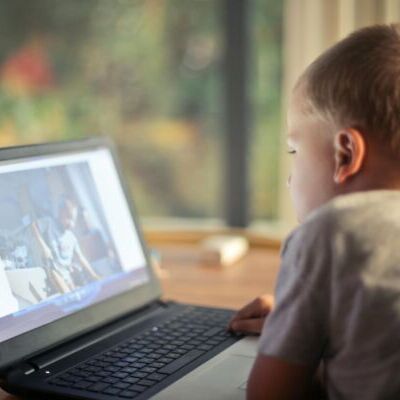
[304,189,400,231]
[284,190,400,259]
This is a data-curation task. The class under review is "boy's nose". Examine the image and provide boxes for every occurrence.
[286,175,291,188]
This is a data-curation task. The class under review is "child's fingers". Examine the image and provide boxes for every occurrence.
[227,295,274,332]
[230,295,274,324]
[230,317,265,334]
[227,307,254,332]
[233,297,267,320]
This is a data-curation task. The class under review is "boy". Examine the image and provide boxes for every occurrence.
[229,24,400,399]
[32,197,100,293]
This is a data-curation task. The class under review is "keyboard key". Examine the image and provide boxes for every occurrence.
[123,356,138,363]
[142,348,153,353]
[208,338,224,345]
[72,380,92,390]
[155,349,169,355]
[132,371,148,378]
[86,376,101,383]
[199,344,213,351]
[104,366,120,372]
[120,390,139,398]
[159,350,204,374]
[131,362,146,368]
[104,356,119,363]
[129,384,147,393]
[119,348,133,354]
[123,377,139,384]
[158,357,174,364]
[87,382,110,392]
[138,379,157,386]
[93,371,109,378]
[121,367,137,373]
[126,343,139,349]
[152,362,166,368]
[103,377,119,384]
[113,372,129,379]
[103,387,121,395]
[112,352,126,359]
[147,353,162,359]
[114,382,131,389]
[84,366,101,373]
[171,340,185,346]
[147,372,168,381]
[70,370,91,378]
[189,340,203,346]
[203,327,222,337]
[137,340,151,345]
[115,361,129,367]
[142,366,157,373]
[132,352,146,358]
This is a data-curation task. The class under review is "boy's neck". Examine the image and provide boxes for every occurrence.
[349,145,400,193]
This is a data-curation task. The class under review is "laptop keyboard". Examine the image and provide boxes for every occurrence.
[48,306,241,398]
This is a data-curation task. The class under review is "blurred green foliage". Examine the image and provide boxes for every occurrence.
[0,0,282,222]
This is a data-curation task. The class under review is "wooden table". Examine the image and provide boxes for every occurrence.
[0,245,281,400]
[158,244,280,308]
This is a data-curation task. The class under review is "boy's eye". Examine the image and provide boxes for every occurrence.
[287,149,296,154]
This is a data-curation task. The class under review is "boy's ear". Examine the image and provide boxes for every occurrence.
[333,128,366,184]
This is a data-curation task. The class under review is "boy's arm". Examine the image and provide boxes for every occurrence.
[247,354,315,400]
[230,295,324,399]
[74,245,100,280]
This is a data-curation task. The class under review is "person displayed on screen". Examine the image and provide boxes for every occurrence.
[31,196,100,294]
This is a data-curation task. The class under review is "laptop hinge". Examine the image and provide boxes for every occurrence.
[28,300,168,370]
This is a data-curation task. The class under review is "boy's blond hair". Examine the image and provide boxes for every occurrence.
[299,24,400,154]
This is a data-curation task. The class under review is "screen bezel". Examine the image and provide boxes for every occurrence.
[0,137,162,371]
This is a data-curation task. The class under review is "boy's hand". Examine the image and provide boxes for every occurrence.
[228,294,274,334]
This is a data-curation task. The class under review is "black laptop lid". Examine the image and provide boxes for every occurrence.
[0,137,162,371]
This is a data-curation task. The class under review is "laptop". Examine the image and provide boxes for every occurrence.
[0,137,258,400]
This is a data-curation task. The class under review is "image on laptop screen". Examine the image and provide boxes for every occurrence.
[0,147,150,343]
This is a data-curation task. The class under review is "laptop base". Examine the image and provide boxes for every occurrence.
[3,302,243,400]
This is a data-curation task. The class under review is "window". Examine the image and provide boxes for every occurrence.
[0,0,283,228]
[250,0,283,221]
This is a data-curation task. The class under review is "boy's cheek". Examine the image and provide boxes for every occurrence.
[287,176,306,221]
[289,173,322,221]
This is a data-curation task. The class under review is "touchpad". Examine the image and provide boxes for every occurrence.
[153,354,254,400]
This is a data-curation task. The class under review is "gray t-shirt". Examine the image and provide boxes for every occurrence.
[259,190,400,400]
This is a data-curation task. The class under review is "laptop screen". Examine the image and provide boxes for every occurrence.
[0,147,150,343]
